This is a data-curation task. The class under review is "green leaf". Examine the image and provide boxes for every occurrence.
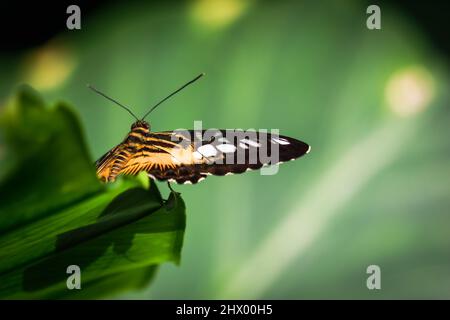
[0,86,186,299]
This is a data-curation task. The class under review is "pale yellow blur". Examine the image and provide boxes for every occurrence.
[385,66,435,117]
[21,42,77,91]
[191,0,251,29]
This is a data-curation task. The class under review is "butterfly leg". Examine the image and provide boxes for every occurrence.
[163,181,180,209]
[167,181,176,194]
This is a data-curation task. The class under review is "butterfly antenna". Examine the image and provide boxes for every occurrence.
[141,73,205,121]
[87,84,139,121]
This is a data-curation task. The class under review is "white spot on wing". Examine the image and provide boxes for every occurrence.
[272,137,290,145]
[184,180,192,185]
[306,145,311,154]
[239,142,248,149]
[197,144,218,157]
[241,138,260,147]
[216,144,237,153]
[193,151,203,160]
[225,172,234,176]
[218,137,230,143]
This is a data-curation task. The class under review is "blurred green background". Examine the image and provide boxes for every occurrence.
[1,0,449,299]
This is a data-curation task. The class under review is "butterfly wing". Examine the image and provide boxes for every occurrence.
[114,130,310,184]
[95,143,134,182]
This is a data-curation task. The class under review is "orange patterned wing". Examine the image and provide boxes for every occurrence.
[118,131,212,184]
[95,143,131,182]
[95,130,212,184]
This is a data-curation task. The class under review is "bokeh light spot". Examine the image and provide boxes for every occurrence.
[385,66,435,117]
[21,43,77,91]
[191,0,250,29]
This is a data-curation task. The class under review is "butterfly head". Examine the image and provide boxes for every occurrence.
[131,120,150,131]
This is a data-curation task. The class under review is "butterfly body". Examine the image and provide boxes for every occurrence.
[96,120,310,184]
[90,74,310,184]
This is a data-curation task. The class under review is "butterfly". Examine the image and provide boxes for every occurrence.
[90,74,310,185]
